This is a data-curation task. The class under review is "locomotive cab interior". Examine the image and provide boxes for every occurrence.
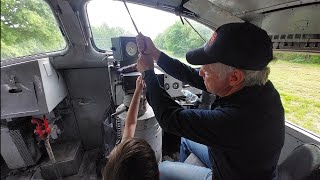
[1,0,320,179]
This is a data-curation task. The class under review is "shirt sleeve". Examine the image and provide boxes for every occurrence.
[157,52,207,91]
[143,69,237,148]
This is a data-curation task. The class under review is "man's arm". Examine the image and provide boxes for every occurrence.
[143,69,236,147]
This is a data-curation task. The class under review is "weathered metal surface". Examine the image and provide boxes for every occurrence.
[1,58,68,119]
[40,140,83,179]
[1,82,39,117]
[64,67,111,150]
[184,0,243,28]
[0,127,41,169]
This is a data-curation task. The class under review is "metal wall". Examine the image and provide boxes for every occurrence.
[63,67,111,150]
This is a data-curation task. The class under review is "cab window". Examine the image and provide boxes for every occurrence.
[86,0,213,67]
[1,0,66,61]
[269,52,320,136]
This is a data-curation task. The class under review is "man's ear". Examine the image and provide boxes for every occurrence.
[229,69,245,86]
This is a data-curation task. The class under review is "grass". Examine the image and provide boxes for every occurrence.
[269,60,320,135]
[161,50,320,136]
[274,51,320,64]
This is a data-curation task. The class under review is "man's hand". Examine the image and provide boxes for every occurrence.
[136,33,161,62]
[137,53,154,73]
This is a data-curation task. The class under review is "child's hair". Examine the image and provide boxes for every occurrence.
[103,137,159,180]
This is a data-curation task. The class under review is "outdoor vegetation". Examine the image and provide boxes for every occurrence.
[154,21,212,56]
[1,1,319,135]
[269,54,320,135]
[1,0,66,60]
[91,24,133,50]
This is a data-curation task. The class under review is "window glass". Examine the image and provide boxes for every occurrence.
[269,52,320,136]
[87,0,213,67]
[1,0,66,61]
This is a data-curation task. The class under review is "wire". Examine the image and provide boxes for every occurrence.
[184,18,206,43]
[122,0,140,34]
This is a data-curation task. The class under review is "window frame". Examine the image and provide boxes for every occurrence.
[85,2,106,53]
[85,1,214,55]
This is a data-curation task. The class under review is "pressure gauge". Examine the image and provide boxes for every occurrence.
[125,41,137,57]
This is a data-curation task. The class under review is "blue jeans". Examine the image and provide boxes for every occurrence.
[159,138,213,180]
[159,161,212,180]
[180,138,212,168]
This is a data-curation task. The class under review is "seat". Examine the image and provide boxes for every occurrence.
[278,143,320,180]
[184,144,320,180]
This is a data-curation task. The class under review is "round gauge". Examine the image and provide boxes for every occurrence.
[164,83,170,90]
[125,41,137,57]
[172,82,179,89]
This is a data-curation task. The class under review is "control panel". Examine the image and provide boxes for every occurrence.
[158,67,203,98]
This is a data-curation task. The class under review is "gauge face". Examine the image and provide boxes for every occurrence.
[164,83,170,90]
[125,41,137,57]
[172,82,179,89]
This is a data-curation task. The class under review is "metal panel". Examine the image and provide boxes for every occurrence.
[278,122,320,164]
[261,4,320,35]
[1,82,39,117]
[9,130,34,166]
[0,126,41,169]
[40,141,83,179]
[38,59,68,112]
[278,133,303,164]
[64,68,111,150]
[1,58,68,119]
[1,60,47,119]
[161,72,202,98]
[184,0,243,28]
[0,127,26,169]
[208,0,319,16]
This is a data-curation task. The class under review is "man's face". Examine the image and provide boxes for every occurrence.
[199,63,231,96]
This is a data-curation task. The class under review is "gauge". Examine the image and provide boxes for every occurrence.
[125,41,137,57]
[164,83,170,90]
[172,82,179,89]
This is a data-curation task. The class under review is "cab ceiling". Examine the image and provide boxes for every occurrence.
[65,0,320,33]
[114,0,320,52]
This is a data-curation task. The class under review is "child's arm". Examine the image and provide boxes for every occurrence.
[122,76,144,140]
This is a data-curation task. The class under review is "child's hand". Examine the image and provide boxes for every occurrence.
[135,76,145,94]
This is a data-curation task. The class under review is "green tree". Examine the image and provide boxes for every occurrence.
[1,0,65,60]
[154,20,213,56]
[91,23,133,50]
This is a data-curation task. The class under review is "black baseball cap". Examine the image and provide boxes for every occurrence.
[186,22,273,70]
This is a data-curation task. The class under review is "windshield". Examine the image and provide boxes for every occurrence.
[86,0,213,67]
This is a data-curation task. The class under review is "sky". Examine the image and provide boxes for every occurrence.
[87,0,179,39]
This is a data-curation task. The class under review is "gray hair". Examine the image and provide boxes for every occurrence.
[242,67,270,87]
[210,63,270,87]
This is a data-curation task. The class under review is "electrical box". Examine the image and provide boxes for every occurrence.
[1,58,68,119]
[111,37,139,67]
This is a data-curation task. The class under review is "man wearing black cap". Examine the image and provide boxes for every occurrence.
[136,22,284,180]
